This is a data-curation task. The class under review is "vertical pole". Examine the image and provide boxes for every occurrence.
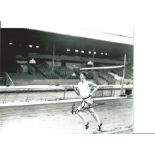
[0,21,1,72]
[92,48,96,84]
[121,54,126,95]
[92,48,95,67]
[52,41,55,72]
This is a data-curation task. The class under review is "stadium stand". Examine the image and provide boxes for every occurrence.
[6,62,133,86]
[35,63,60,79]
[111,64,133,79]
[54,66,79,79]
[1,28,133,87]
[98,71,116,85]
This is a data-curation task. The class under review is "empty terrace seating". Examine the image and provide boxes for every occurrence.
[10,72,44,80]
[111,65,133,79]
[35,63,60,79]
[98,71,116,85]
[54,67,78,79]
[87,72,94,79]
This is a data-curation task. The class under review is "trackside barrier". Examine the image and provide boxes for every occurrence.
[0,96,133,107]
[0,85,133,105]
[64,84,133,98]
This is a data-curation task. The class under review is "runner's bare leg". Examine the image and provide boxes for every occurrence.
[76,104,88,125]
[77,112,88,125]
[88,108,101,125]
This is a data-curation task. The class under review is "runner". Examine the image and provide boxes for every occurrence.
[72,71,102,131]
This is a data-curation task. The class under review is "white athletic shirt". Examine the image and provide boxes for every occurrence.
[78,81,94,98]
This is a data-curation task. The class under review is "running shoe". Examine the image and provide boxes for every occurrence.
[98,123,102,131]
[85,122,89,130]
[72,104,75,114]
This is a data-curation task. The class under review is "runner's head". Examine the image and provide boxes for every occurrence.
[80,72,87,82]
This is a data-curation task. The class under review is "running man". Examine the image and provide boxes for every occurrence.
[72,72,102,131]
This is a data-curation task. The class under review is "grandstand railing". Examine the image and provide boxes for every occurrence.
[0,72,14,86]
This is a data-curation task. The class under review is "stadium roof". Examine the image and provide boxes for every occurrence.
[25,27,133,45]
[1,28,133,61]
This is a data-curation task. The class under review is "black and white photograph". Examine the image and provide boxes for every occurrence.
[0,0,155,155]
[0,25,134,134]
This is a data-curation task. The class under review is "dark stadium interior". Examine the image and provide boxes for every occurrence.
[0,28,133,86]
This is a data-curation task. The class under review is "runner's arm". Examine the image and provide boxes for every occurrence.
[89,82,100,96]
[72,85,80,96]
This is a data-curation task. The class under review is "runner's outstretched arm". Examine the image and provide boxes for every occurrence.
[89,82,100,96]
[72,85,80,96]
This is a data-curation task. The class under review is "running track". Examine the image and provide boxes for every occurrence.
[0,98,133,135]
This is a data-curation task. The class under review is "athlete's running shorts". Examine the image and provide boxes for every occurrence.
[77,96,93,112]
